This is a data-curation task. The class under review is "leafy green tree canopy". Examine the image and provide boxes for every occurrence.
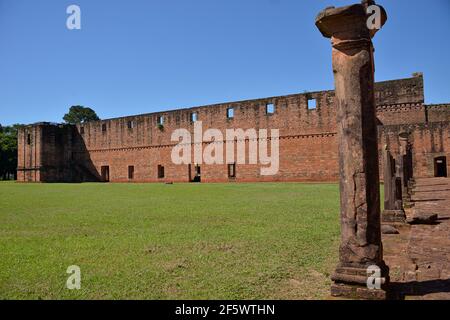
[0,123,23,180]
[63,106,100,124]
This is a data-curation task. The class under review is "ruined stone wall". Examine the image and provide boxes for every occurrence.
[375,103,450,126]
[375,74,425,126]
[376,103,427,125]
[427,104,450,122]
[74,90,339,182]
[374,74,424,106]
[80,133,339,183]
[17,75,449,183]
[17,125,42,182]
[379,122,450,179]
[17,124,74,182]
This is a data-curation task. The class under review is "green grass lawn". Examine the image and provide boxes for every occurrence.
[0,182,340,299]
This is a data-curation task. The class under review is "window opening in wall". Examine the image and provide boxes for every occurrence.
[434,156,447,177]
[228,163,236,178]
[227,108,234,119]
[128,166,134,180]
[266,103,275,114]
[158,165,165,179]
[308,98,317,110]
[192,164,201,182]
[101,166,110,182]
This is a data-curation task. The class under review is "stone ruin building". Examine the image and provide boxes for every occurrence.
[15,0,450,300]
[17,73,450,184]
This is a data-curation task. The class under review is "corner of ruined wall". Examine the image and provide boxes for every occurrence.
[378,121,450,179]
[17,122,77,182]
[375,73,424,106]
[375,73,427,125]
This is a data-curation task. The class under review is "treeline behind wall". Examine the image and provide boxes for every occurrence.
[0,124,22,180]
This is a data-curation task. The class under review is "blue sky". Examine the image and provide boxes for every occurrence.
[0,0,449,126]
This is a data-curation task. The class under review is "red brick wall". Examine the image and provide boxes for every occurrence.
[427,104,450,123]
[73,89,339,182]
[81,133,339,183]
[17,124,75,182]
[374,74,424,105]
[17,125,42,182]
[379,122,450,179]
[17,75,449,183]
[376,103,427,125]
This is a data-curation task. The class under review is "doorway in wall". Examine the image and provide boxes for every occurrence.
[101,166,110,182]
[434,156,447,177]
[191,164,201,182]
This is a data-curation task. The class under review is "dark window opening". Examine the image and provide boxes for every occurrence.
[192,164,201,182]
[434,156,447,177]
[308,98,317,110]
[128,166,134,179]
[191,112,198,122]
[102,123,107,132]
[228,163,236,178]
[266,103,275,115]
[158,165,165,179]
[27,134,31,145]
[157,116,164,125]
[101,166,110,182]
[80,126,85,134]
[227,108,234,119]
[127,120,134,129]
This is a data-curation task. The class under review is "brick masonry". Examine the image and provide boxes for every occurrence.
[17,74,450,183]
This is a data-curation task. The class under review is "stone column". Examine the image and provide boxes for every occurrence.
[316,1,389,299]
[398,133,414,207]
[382,145,406,223]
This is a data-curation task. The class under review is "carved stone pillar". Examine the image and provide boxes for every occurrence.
[382,146,406,223]
[316,1,389,299]
[398,133,414,206]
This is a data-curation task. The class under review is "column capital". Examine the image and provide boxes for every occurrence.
[315,2,387,42]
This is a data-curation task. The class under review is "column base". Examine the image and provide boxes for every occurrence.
[331,283,388,300]
[331,264,390,300]
[382,209,406,223]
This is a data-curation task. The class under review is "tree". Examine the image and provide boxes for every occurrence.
[0,124,23,180]
[63,106,100,124]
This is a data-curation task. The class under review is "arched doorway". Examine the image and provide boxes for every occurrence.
[434,156,447,177]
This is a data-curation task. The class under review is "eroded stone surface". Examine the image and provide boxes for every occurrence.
[407,211,438,225]
[316,1,389,299]
[382,146,406,223]
[384,178,450,300]
[381,225,399,234]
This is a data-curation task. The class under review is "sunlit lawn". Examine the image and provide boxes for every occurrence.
[0,181,340,299]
